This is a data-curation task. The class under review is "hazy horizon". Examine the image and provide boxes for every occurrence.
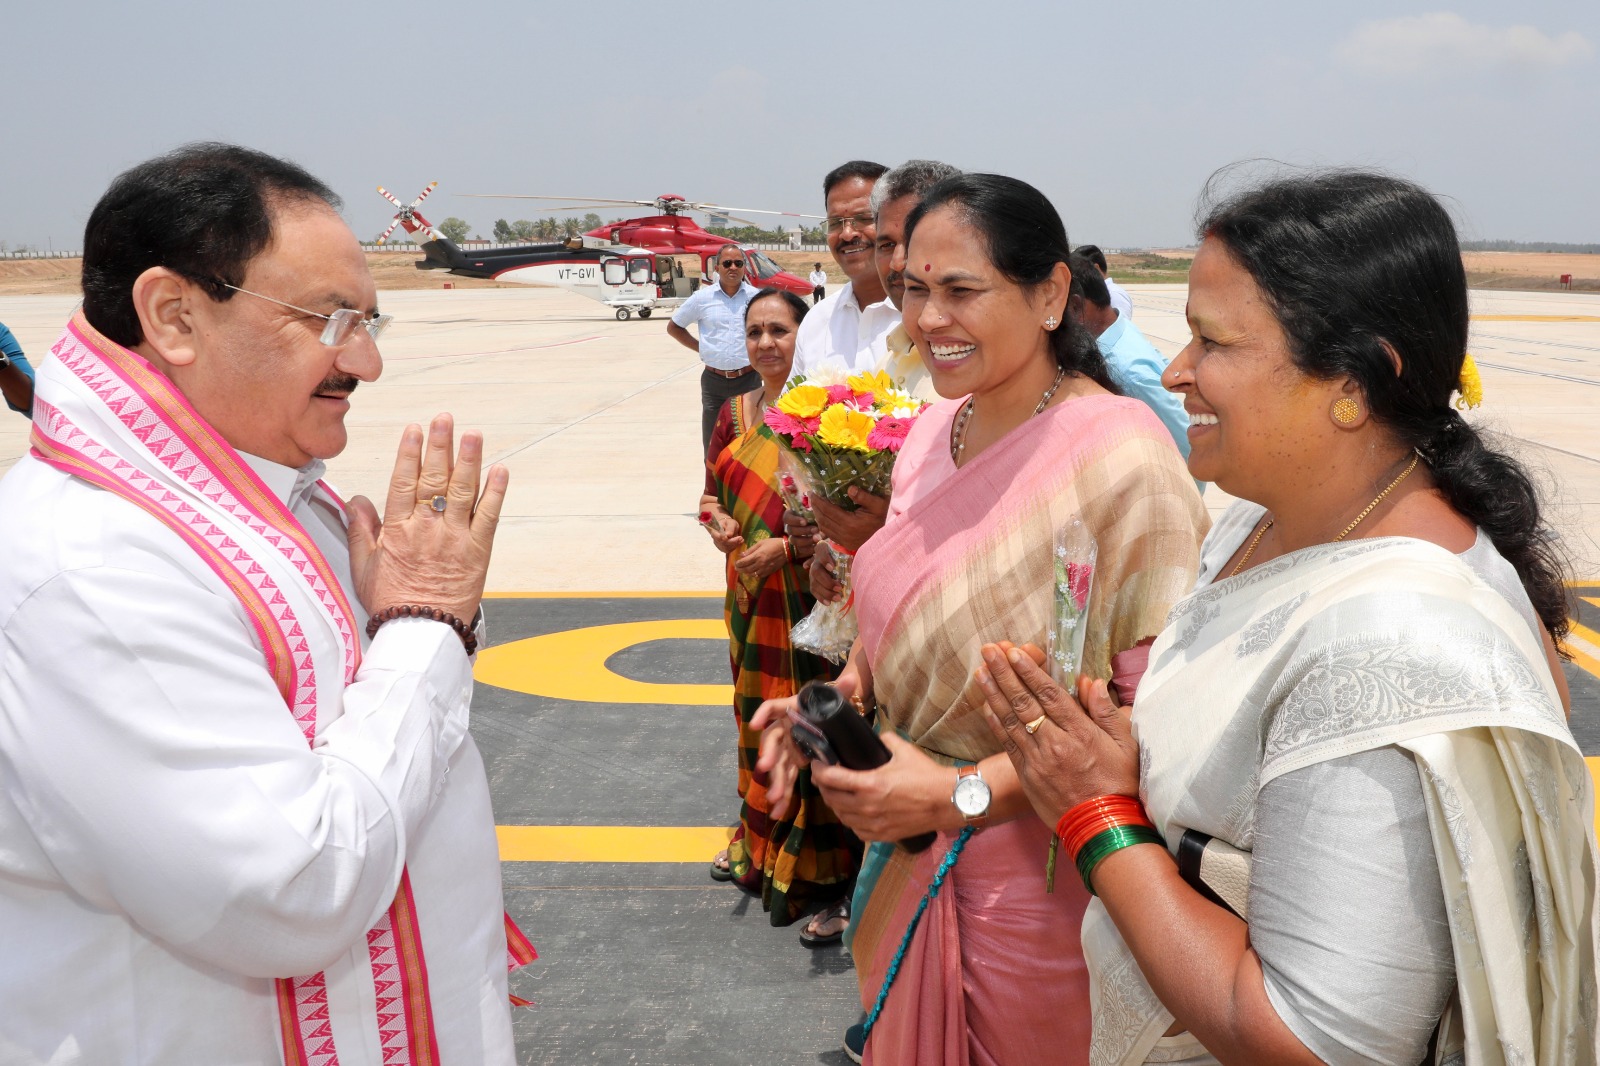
[5,1,1596,252]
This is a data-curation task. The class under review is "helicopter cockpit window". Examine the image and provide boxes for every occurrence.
[629,259,652,285]
[601,258,627,286]
[748,251,782,279]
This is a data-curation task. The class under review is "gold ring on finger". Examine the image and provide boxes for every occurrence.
[1024,715,1047,735]
[429,494,448,513]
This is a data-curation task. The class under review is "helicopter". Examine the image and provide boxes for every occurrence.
[378,184,694,319]
[460,191,818,297]
[376,184,817,318]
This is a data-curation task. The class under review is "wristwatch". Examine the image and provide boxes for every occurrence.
[951,765,991,824]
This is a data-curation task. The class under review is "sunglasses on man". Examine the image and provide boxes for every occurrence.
[719,260,746,269]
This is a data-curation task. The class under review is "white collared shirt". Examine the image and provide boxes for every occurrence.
[670,280,759,371]
[0,450,514,1064]
[790,280,903,380]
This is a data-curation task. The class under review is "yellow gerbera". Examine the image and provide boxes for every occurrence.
[775,384,829,420]
[1455,352,1484,410]
[817,405,876,451]
[847,369,896,396]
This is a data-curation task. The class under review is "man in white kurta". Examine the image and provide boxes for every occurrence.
[0,145,523,1064]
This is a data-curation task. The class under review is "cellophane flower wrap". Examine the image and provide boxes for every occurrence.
[1048,516,1098,688]
[764,367,927,662]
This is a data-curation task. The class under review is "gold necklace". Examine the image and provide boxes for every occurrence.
[1332,453,1419,541]
[949,366,1066,465]
[1227,453,1420,579]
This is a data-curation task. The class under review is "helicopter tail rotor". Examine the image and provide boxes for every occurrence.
[376,181,444,244]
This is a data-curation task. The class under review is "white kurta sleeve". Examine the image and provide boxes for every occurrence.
[0,562,472,978]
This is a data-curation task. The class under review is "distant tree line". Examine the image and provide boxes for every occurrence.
[1460,239,1600,254]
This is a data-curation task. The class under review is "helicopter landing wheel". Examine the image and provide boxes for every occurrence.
[615,308,631,321]
[638,308,653,319]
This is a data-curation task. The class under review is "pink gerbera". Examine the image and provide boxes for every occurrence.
[764,408,811,439]
[866,417,915,453]
[825,384,855,405]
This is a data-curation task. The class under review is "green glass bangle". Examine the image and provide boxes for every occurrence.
[1075,824,1165,895]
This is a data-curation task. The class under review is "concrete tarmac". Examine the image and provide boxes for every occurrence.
[1,285,1597,1064]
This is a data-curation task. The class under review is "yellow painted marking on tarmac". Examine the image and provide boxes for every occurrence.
[1564,621,1600,681]
[497,825,734,862]
[1470,315,1600,323]
[1581,597,1600,610]
[488,590,721,599]
[474,619,733,704]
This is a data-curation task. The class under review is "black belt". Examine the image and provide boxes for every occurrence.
[704,365,756,379]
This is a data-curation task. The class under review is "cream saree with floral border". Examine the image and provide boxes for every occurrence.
[1088,536,1600,1066]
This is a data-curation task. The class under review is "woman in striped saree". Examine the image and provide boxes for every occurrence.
[982,170,1600,1065]
[700,288,858,925]
[754,175,1209,1064]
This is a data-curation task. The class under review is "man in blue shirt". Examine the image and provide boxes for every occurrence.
[1068,255,1203,491]
[666,245,759,451]
[0,321,35,418]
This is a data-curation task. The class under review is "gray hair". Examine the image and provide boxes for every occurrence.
[870,159,962,218]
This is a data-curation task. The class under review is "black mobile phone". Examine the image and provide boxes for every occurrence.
[788,681,936,854]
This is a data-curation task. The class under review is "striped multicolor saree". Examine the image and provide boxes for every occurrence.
[711,397,857,923]
[847,395,1208,1065]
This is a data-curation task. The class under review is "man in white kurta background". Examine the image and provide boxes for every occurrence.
[0,144,525,1064]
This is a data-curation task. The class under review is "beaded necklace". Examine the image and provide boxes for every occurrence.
[949,365,1067,466]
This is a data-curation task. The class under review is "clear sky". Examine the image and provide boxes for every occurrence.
[5,0,1596,251]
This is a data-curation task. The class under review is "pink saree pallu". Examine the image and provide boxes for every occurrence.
[848,396,1207,1065]
[30,311,532,1065]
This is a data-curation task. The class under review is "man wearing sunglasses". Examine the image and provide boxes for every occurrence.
[667,243,760,451]
[0,143,526,1064]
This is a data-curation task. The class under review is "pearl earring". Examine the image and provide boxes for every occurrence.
[1044,315,1058,330]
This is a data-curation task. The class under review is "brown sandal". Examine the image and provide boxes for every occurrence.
[799,897,850,946]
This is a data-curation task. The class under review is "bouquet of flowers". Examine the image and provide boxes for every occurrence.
[764,367,928,662]
[1047,516,1098,688]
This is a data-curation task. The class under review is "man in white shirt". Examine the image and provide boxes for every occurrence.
[807,262,828,305]
[789,161,899,381]
[0,144,528,1065]
[667,243,760,451]
[1074,243,1134,321]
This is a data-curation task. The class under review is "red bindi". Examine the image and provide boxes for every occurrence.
[923,263,931,272]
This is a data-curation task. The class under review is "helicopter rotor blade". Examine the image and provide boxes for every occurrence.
[704,212,771,229]
[694,203,825,220]
[459,194,657,209]
[410,181,439,208]
[375,218,402,245]
[376,186,407,209]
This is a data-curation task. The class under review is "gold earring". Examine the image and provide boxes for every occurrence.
[1332,397,1360,425]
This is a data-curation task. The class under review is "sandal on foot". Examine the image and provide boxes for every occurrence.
[709,849,734,883]
[799,897,850,947]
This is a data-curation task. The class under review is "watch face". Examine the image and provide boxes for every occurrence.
[953,774,991,817]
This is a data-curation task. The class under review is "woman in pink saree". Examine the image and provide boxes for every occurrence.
[754,174,1208,1065]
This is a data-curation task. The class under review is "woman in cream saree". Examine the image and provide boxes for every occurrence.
[982,170,1600,1065]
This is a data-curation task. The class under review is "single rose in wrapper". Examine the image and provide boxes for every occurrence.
[1048,516,1098,688]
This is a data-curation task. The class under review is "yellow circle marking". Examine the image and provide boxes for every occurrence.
[474,619,733,705]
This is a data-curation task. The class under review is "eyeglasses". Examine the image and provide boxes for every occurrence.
[825,215,875,233]
[221,284,393,346]
[719,260,746,268]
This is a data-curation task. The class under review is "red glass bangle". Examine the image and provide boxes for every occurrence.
[1055,795,1154,863]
